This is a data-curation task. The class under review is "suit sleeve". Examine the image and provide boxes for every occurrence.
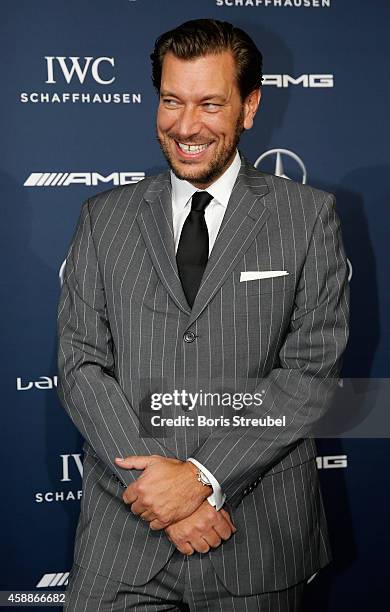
[57,199,176,487]
[190,194,350,509]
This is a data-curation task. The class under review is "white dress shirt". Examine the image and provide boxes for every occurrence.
[170,150,241,510]
[171,149,241,256]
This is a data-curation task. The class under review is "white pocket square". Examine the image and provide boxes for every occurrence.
[240,271,289,282]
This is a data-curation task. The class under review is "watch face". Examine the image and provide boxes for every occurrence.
[198,470,210,486]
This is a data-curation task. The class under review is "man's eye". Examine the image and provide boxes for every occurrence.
[203,103,220,111]
[163,99,179,107]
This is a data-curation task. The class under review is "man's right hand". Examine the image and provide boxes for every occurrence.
[164,501,237,555]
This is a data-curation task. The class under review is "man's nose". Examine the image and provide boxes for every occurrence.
[175,106,202,140]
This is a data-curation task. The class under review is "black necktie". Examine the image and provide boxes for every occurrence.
[176,191,213,308]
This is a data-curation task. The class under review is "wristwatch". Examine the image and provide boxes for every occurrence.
[196,467,212,487]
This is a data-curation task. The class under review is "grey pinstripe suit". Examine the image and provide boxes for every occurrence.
[57,155,349,597]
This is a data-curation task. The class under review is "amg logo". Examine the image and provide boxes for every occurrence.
[24,172,145,187]
[36,572,69,588]
[263,74,334,88]
[316,455,347,469]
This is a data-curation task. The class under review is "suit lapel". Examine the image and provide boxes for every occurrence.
[136,158,270,323]
[187,157,270,328]
[136,173,191,315]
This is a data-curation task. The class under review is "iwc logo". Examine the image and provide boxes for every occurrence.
[20,55,142,105]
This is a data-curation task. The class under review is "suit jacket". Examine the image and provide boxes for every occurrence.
[57,155,349,596]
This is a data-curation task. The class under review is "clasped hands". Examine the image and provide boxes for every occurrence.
[114,455,236,555]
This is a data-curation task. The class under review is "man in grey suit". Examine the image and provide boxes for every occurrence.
[58,18,349,611]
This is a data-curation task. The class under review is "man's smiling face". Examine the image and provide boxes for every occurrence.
[156,51,260,189]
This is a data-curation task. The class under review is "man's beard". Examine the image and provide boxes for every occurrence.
[157,109,244,186]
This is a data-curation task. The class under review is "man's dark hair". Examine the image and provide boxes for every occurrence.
[150,19,263,101]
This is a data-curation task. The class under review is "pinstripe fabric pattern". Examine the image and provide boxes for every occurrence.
[57,155,349,596]
[65,550,306,611]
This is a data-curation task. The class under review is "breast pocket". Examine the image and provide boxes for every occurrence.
[237,271,295,296]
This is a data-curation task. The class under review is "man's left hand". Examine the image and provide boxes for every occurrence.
[115,455,211,529]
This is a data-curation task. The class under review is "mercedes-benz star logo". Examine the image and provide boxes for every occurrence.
[254,148,307,184]
[59,259,66,286]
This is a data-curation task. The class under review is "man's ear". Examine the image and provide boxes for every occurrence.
[243,89,261,130]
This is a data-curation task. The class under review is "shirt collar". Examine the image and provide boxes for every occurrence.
[170,149,241,210]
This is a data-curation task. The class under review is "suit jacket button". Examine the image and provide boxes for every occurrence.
[183,331,196,343]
